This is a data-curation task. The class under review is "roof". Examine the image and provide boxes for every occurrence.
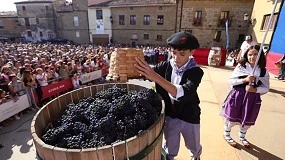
[0,11,17,17]
[108,0,176,6]
[88,0,112,7]
[14,0,53,4]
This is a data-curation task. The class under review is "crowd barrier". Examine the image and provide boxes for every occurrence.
[0,94,30,122]
[33,68,109,102]
[0,68,110,123]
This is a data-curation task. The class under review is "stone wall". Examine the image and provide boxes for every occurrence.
[111,5,176,46]
[176,0,254,49]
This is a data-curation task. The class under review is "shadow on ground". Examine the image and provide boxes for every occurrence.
[234,143,283,160]
[0,111,35,160]
[269,88,285,97]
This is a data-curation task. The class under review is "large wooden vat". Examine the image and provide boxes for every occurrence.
[31,83,165,160]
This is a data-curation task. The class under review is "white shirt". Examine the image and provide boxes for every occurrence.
[240,40,257,57]
[36,73,48,87]
[168,60,188,104]
[229,63,269,94]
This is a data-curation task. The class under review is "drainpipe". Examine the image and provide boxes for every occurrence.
[51,3,57,38]
[179,0,184,32]
[174,0,179,32]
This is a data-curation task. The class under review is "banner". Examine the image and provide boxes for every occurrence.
[225,20,229,49]
[0,94,30,122]
[33,79,73,102]
[96,19,104,34]
[80,70,102,84]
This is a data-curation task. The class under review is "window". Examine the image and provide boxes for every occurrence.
[193,11,202,25]
[261,13,278,30]
[73,16,79,26]
[45,5,49,11]
[96,10,103,20]
[130,7,133,10]
[214,31,221,42]
[27,31,32,37]
[144,15,150,25]
[131,33,138,40]
[36,18,40,24]
[119,15,125,25]
[157,15,164,25]
[25,18,30,26]
[76,31,80,38]
[22,6,26,11]
[0,20,4,29]
[185,29,192,34]
[48,31,53,38]
[219,11,229,26]
[144,34,149,40]
[157,34,162,41]
[130,15,136,25]
[159,6,163,10]
[40,31,43,37]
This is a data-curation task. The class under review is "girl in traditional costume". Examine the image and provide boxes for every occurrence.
[222,45,269,148]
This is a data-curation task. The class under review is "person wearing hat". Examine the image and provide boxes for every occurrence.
[238,35,257,60]
[135,31,203,160]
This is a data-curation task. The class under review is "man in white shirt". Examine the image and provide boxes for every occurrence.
[239,35,257,59]
[36,68,48,87]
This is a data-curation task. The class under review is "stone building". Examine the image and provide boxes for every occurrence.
[88,0,112,45]
[55,0,90,44]
[14,0,57,43]
[109,0,176,46]
[176,0,254,49]
[0,12,22,42]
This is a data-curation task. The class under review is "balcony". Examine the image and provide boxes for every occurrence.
[193,17,202,26]
[217,17,231,27]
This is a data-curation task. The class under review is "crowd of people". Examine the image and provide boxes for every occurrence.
[0,42,172,127]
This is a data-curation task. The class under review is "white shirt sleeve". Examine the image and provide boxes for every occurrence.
[168,84,184,101]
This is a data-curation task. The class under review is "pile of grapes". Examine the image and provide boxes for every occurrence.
[41,85,162,149]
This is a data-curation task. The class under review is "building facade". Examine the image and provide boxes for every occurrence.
[250,0,282,46]
[88,0,112,45]
[177,0,254,49]
[0,12,22,42]
[15,0,57,43]
[109,0,176,46]
[55,0,90,44]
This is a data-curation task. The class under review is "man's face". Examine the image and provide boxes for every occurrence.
[171,49,193,68]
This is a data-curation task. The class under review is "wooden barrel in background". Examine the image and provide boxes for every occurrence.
[31,83,165,160]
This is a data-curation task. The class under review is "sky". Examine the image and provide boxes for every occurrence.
[0,0,20,11]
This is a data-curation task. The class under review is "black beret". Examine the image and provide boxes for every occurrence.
[167,31,200,50]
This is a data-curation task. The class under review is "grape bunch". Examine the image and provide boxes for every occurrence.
[41,85,162,149]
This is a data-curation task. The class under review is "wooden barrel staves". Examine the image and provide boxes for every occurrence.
[31,83,165,160]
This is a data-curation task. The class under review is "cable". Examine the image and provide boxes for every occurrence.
[0,117,33,136]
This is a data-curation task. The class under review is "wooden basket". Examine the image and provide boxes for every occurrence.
[106,48,145,82]
[31,83,165,160]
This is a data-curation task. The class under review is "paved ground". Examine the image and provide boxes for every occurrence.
[0,66,284,160]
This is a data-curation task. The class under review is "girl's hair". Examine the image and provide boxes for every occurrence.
[239,45,266,69]
[19,67,27,75]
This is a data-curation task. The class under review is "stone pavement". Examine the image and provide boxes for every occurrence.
[0,66,284,160]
